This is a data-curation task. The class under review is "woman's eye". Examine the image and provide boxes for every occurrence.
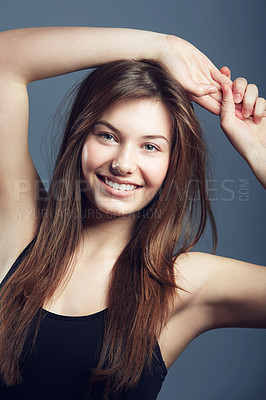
[143,144,159,152]
[98,133,115,141]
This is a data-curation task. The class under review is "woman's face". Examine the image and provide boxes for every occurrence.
[81,98,172,217]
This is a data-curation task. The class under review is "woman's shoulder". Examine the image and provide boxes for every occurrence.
[168,251,226,336]
[158,252,218,365]
[174,251,214,296]
[172,250,229,314]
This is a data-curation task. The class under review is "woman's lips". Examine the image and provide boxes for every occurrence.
[98,174,141,187]
[97,175,142,198]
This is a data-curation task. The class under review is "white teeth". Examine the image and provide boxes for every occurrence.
[104,177,137,191]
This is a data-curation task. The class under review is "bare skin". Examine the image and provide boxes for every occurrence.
[0,28,265,373]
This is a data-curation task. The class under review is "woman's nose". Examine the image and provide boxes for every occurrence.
[111,145,137,175]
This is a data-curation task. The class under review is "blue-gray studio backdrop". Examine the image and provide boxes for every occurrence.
[1,0,265,399]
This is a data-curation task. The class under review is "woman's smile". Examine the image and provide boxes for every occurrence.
[98,174,141,190]
[97,174,142,198]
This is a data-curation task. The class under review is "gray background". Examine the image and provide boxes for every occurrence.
[1,0,266,399]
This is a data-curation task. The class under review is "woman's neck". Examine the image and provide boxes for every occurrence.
[80,204,137,260]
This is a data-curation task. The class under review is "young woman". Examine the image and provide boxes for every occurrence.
[0,27,265,400]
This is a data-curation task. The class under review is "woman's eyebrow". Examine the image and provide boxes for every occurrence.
[94,120,169,143]
[140,134,169,143]
[94,120,120,134]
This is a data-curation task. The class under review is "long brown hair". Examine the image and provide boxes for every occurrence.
[0,59,217,398]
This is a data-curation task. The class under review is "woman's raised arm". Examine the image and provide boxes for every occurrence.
[0,27,164,83]
[0,27,229,109]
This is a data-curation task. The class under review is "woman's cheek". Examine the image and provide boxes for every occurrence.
[143,161,168,204]
[81,141,107,172]
[147,158,169,188]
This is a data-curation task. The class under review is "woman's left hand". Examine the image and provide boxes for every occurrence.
[158,35,232,115]
[220,69,266,188]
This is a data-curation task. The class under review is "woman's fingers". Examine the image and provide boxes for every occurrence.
[253,97,266,124]
[232,77,261,121]
[211,67,232,86]
[190,94,221,115]
[232,77,248,104]
[186,82,218,97]
[242,83,259,118]
[206,67,232,108]
[220,84,235,132]
[220,66,231,80]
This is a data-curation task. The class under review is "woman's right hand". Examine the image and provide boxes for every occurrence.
[157,35,232,115]
[219,73,266,188]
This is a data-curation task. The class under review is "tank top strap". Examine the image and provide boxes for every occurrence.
[0,236,37,290]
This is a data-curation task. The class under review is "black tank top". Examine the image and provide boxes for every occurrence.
[0,239,168,399]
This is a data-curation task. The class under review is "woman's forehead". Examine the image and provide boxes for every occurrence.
[98,98,172,140]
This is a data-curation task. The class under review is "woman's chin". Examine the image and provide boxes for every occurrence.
[97,205,138,219]
[83,202,139,220]
[81,193,147,220]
